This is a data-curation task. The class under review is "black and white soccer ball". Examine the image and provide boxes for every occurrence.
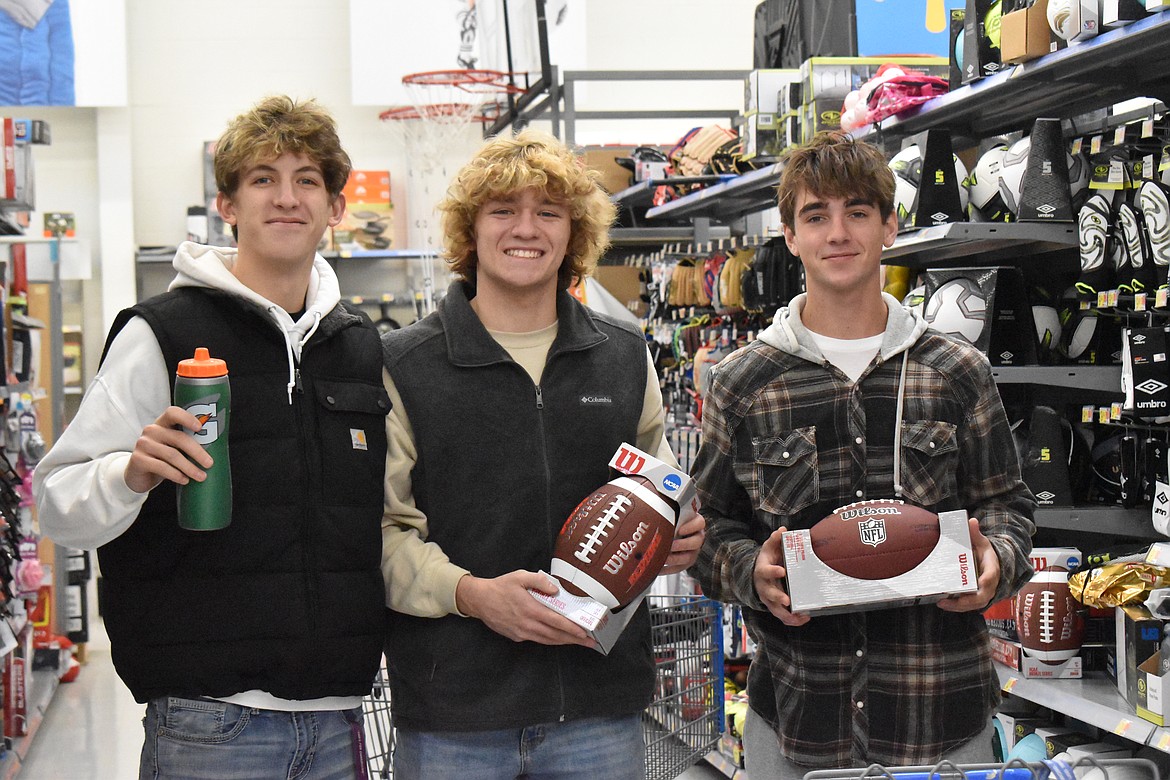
[924,277,988,344]
[966,143,1011,222]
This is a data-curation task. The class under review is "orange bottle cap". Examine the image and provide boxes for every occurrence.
[177,347,228,377]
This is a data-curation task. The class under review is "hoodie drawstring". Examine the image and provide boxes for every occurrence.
[272,307,322,405]
[891,349,909,499]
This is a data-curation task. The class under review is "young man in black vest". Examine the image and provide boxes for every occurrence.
[380,129,705,779]
[689,131,1036,778]
[34,95,390,779]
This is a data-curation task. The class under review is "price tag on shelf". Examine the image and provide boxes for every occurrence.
[1082,405,1095,423]
[1144,119,1156,139]
[1098,407,1111,425]
[1002,676,1019,693]
[1135,292,1148,311]
[1159,288,1170,309]
[1156,732,1170,751]
[1111,402,1123,421]
[1091,135,1103,155]
[1114,126,1127,147]
[1113,718,1133,736]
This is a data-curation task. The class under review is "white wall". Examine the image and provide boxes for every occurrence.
[21,0,765,380]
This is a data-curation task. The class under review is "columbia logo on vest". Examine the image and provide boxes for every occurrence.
[580,395,612,405]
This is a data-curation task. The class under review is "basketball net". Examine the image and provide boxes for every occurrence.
[380,70,522,316]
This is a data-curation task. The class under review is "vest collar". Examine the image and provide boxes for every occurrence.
[439,281,608,368]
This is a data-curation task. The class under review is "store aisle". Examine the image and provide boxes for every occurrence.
[18,605,144,778]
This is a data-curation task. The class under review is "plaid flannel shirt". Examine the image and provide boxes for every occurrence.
[689,298,1035,768]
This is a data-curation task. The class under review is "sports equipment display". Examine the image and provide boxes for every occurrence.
[889,144,969,229]
[1015,566,1086,663]
[551,474,678,609]
[1032,305,1062,356]
[998,136,1031,217]
[1077,192,1115,298]
[1138,179,1170,292]
[966,143,1011,221]
[923,276,989,344]
[806,499,941,581]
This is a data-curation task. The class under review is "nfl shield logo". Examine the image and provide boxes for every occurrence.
[859,518,886,548]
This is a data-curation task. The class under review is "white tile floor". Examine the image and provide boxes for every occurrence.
[17,594,728,779]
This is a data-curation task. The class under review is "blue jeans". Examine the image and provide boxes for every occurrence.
[139,697,364,780]
[393,714,646,780]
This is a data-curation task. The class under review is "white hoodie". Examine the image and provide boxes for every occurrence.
[32,242,341,551]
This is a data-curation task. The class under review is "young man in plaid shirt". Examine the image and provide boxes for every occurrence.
[689,131,1036,777]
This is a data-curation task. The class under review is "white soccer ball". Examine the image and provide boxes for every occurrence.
[966,143,1010,221]
[1047,0,1076,40]
[924,277,988,344]
[999,136,1031,217]
[1032,305,1062,352]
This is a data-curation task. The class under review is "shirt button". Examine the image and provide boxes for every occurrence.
[857,700,865,709]
[782,452,790,459]
[855,437,863,445]
[856,490,864,498]
[326,396,336,405]
[855,650,863,657]
[929,441,936,449]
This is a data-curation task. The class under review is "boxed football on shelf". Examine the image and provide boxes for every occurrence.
[530,443,698,654]
[781,502,977,616]
[990,634,1083,679]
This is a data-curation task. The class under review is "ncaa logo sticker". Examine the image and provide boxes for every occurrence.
[662,474,682,493]
[858,518,886,548]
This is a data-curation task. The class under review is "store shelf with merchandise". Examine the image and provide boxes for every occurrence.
[852,10,1170,152]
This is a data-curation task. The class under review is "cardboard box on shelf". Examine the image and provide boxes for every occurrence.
[782,509,977,615]
[742,111,790,160]
[990,634,1083,679]
[1035,727,1097,759]
[1001,0,1053,64]
[744,69,801,114]
[582,146,638,195]
[1116,603,1167,717]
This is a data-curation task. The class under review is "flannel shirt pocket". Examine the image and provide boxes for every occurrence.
[752,427,819,517]
[898,419,958,507]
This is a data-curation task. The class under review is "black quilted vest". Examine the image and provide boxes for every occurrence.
[382,283,656,731]
[96,288,390,703]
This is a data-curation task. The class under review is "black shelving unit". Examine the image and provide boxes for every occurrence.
[853,11,1170,149]
[882,222,1078,268]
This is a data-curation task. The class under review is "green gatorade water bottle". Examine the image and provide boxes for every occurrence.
[174,347,231,530]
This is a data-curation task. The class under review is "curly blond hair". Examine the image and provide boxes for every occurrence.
[214,95,352,200]
[439,129,616,290]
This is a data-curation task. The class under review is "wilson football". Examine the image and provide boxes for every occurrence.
[551,475,679,609]
[1016,566,1085,663]
[807,499,942,580]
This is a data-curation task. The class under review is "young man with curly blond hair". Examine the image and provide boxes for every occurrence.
[688,131,1035,778]
[380,129,704,779]
[34,95,389,779]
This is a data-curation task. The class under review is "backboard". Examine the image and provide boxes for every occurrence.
[350,0,580,108]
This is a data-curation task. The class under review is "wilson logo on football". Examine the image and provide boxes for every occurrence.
[840,506,901,522]
[613,447,646,475]
[858,518,887,548]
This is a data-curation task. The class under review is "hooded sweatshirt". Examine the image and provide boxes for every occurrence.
[32,242,379,710]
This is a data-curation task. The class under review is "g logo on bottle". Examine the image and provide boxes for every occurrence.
[186,402,220,444]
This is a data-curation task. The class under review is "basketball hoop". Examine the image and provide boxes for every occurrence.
[380,70,525,316]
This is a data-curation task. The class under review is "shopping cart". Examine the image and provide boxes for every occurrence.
[360,661,394,780]
[803,757,1160,780]
[359,594,724,780]
[643,594,724,780]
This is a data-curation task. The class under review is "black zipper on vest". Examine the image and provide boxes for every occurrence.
[295,368,303,393]
[535,385,544,409]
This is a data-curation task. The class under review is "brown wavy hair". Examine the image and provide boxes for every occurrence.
[213,95,352,200]
[777,131,895,227]
[439,129,616,290]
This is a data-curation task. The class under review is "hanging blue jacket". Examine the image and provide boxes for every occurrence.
[0,0,75,106]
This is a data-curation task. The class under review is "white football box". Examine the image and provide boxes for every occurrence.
[530,442,699,655]
[990,635,1083,679]
[782,509,977,615]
